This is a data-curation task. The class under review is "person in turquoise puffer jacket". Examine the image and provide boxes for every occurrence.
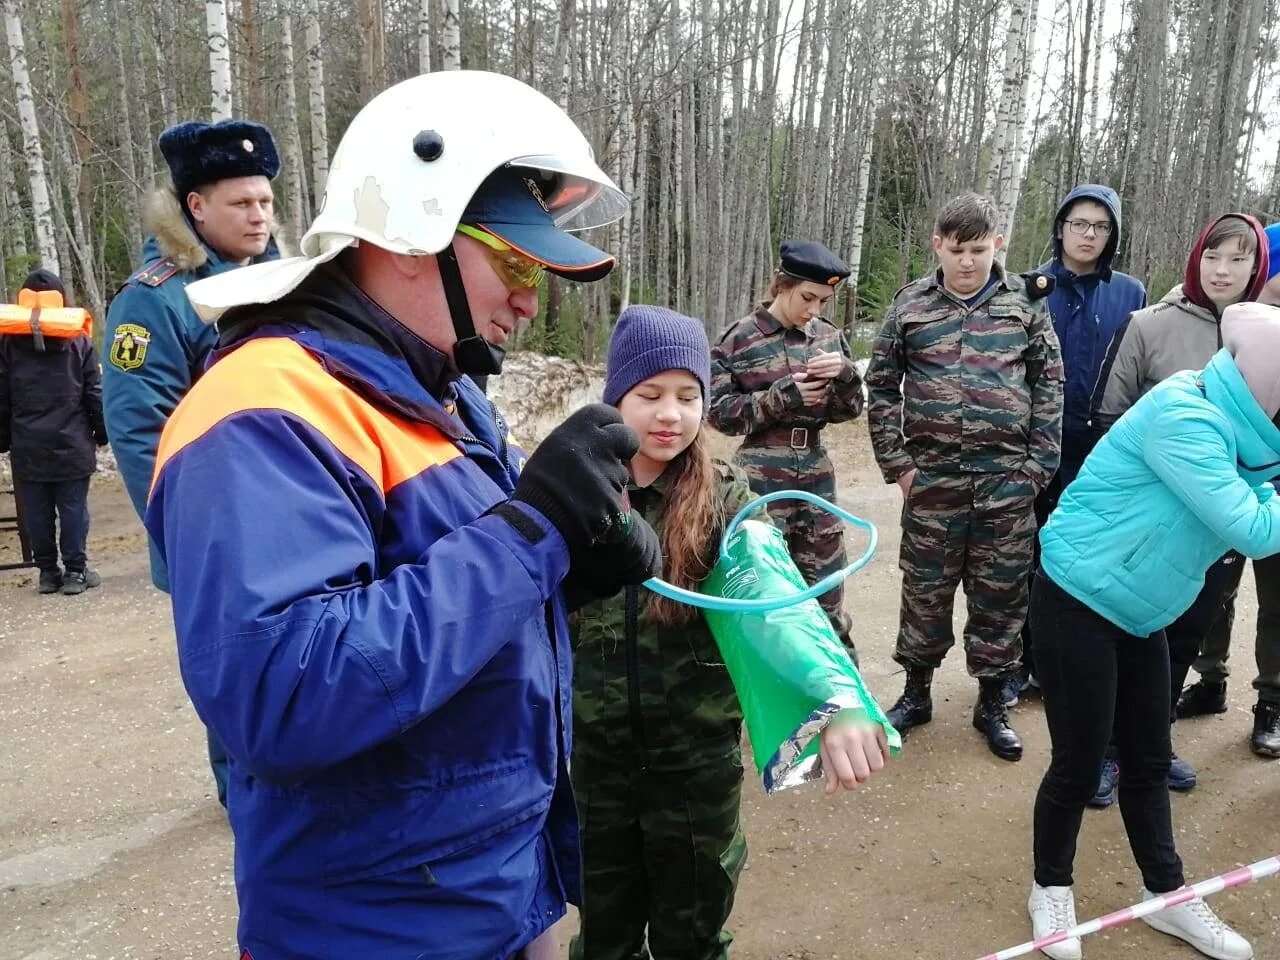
[1022,301,1280,960]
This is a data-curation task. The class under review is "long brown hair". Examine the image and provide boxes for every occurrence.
[647,429,722,625]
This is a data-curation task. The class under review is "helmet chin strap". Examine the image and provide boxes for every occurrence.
[436,242,506,376]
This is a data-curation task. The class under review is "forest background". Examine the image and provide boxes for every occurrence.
[1,0,1277,359]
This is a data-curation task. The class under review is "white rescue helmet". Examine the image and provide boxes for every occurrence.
[186,70,626,324]
[305,69,626,260]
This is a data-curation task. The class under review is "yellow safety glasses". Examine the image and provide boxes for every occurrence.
[456,224,547,290]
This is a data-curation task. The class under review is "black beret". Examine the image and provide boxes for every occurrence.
[159,119,281,197]
[21,267,65,297]
[779,239,851,287]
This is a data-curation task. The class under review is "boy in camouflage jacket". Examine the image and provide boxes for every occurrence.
[865,192,1063,761]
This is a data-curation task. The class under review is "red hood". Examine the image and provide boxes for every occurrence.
[1183,213,1271,311]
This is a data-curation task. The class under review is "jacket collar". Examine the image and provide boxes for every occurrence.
[213,262,486,443]
[752,301,816,338]
[141,187,284,275]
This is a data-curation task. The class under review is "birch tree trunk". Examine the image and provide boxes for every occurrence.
[4,0,58,273]
[442,0,461,70]
[983,0,1031,197]
[206,0,233,120]
[279,14,308,250]
[418,0,432,73]
[996,0,1040,244]
[845,0,888,322]
[305,0,329,212]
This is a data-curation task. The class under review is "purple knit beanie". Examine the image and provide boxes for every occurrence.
[603,305,711,406]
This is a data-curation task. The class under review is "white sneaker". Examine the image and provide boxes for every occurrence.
[1140,890,1253,959]
[1028,882,1083,960]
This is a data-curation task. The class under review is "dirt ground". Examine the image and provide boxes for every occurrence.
[1,418,1277,960]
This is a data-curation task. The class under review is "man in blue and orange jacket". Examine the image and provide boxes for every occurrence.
[143,71,661,960]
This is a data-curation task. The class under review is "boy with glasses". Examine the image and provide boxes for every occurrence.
[1011,187,1146,702]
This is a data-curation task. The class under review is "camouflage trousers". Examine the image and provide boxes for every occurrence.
[570,747,746,960]
[896,470,1035,678]
[734,445,856,659]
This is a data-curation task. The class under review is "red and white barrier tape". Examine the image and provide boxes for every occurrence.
[974,853,1280,960]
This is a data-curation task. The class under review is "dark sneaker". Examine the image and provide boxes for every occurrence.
[37,568,63,594]
[1168,752,1197,791]
[1001,671,1022,707]
[61,569,101,595]
[1250,701,1280,759]
[1176,679,1228,718]
[1088,756,1119,808]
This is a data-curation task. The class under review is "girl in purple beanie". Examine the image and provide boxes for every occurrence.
[569,304,889,960]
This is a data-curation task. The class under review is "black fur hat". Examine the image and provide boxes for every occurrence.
[158,119,281,197]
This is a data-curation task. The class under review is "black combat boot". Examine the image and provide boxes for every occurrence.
[1176,679,1228,718]
[886,667,933,733]
[1251,701,1280,759]
[973,678,1022,761]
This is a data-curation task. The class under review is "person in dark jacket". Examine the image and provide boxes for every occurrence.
[1012,185,1148,703]
[0,269,107,594]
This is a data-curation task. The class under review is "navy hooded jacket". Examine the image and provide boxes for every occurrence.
[1037,185,1147,477]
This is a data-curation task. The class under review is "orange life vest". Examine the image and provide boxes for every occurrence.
[0,288,92,339]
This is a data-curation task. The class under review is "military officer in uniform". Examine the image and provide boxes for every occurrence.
[101,118,283,806]
[709,239,865,657]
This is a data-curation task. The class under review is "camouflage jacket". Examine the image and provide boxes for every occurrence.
[865,266,1064,486]
[707,304,864,437]
[572,461,759,769]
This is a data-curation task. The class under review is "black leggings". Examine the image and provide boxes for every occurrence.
[1030,571,1185,893]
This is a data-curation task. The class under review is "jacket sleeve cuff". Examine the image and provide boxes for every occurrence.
[481,503,571,600]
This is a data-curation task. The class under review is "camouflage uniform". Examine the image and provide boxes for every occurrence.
[865,267,1063,678]
[570,463,756,960]
[708,305,864,655]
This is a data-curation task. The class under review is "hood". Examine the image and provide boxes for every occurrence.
[1221,302,1280,420]
[1202,350,1280,481]
[141,187,287,273]
[1053,184,1121,278]
[1182,213,1270,312]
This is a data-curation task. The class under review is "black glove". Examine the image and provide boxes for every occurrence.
[504,404,639,553]
[562,510,663,610]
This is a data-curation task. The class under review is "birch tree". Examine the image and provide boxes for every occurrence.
[442,0,462,70]
[304,0,328,211]
[278,13,308,250]
[3,0,58,274]
[418,0,432,73]
[206,0,233,120]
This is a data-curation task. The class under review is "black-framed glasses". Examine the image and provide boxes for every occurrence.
[1064,219,1112,237]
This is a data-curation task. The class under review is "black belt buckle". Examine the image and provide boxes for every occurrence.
[790,427,809,449]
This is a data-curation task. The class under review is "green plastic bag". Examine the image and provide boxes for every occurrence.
[702,518,902,793]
